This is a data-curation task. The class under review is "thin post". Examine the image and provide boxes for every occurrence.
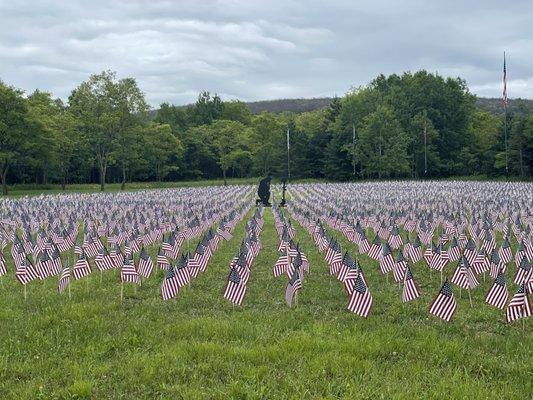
[467,288,473,307]
[120,282,124,303]
[68,280,71,299]
[352,122,356,176]
[424,120,428,175]
[287,127,291,181]
[503,51,509,174]
[24,284,27,301]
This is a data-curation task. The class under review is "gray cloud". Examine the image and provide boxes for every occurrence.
[0,0,531,106]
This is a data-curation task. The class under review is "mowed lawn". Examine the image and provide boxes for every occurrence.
[0,205,531,399]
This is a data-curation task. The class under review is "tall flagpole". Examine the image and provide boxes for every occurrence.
[503,51,509,174]
[352,122,356,176]
[423,120,428,175]
[286,127,290,181]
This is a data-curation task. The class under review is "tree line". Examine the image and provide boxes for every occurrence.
[1,70,532,194]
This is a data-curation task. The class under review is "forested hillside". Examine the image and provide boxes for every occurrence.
[155,96,533,116]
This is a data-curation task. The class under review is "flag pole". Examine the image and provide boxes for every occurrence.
[352,122,356,177]
[423,120,428,176]
[286,127,291,182]
[503,51,509,174]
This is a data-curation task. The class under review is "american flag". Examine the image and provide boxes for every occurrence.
[347,274,372,317]
[379,242,395,274]
[489,248,505,278]
[429,280,457,322]
[388,225,403,249]
[16,258,40,285]
[498,237,512,264]
[402,265,421,302]
[73,250,91,280]
[506,283,531,323]
[502,52,508,108]
[337,252,356,282]
[0,251,7,277]
[514,257,531,285]
[95,247,115,271]
[485,269,508,309]
[451,256,479,290]
[273,252,288,278]
[409,236,422,263]
[138,247,154,279]
[157,247,170,270]
[121,255,140,285]
[285,265,302,308]
[223,267,247,306]
[367,235,381,260]
[393,251,407,283]
[161,263,180,300]
[174,254,191,288]
[58,263,70,293]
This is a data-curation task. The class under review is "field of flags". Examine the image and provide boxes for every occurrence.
[0,181,531,324]
[0,180,532,398]
[287,181,532,324]
[0,186,253,301]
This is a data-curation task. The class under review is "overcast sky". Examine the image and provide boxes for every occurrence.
[1,0,531,107]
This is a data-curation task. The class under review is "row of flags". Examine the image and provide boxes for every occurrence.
[287,182,532,322]
[0,186,253,299]
[271,205,309,307]
[160,204,247,301]
[223,207,264,306]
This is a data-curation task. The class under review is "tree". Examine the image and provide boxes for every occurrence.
[356,106,410,178]
[190,91,224,126]
[68,71,148,191]
[0,81,33,195]
[154,103,189,137]
[251,113,285,176]
[467,110,500,176]
[142,123,183,181]
[221,100,252,125]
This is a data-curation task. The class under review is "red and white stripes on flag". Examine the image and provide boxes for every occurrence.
[161,263,180,301]
[58,264,70,293]
[73,251,91,280]
[347,274,372,317]
[485,270,508,309]
[506,283,531,323]
[223,267,247,306]
[429,280,457,322]
[402,265,421,303]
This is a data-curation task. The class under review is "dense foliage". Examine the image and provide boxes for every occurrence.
[1,70,532,193]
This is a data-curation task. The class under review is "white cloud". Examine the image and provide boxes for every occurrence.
[0,0,531,106]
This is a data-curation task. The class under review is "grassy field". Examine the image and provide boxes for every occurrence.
[0,203,531,399]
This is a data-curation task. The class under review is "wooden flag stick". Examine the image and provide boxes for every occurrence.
[24,284,27,301]
[68,281,71,299]
[467,288,473,307]
[120,282,124,303]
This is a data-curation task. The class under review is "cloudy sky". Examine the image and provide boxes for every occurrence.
[1,0,532,107]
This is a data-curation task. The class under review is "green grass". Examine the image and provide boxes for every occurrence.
[0,206,531,399]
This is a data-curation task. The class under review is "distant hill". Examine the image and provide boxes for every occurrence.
[242,97,533,115]
[150,96,533,117]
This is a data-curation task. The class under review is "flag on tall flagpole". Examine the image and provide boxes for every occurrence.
[502,52,508,108]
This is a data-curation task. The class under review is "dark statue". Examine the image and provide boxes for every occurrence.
[279,178,287,207]
[256,174,272,206]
